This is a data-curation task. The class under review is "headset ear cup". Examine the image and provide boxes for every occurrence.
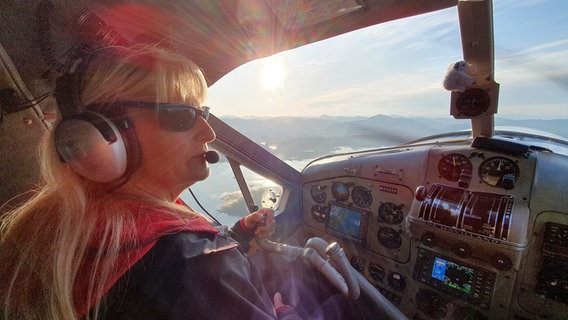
[54,112,128,183]
[118,117,142,179]
[54,73,85,118]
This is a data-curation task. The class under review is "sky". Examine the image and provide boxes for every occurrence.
[205,0,568,120]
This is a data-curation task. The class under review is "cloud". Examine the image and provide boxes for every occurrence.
[288,70,449,117]
[208,2,567,119]
[355,8,458,53]
[497,102,568,121]
[218,186,277,217]
[494,0,546,10]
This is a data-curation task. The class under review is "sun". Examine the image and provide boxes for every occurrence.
[260,56,286,91]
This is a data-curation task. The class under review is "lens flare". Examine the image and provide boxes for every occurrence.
[261,56,286,91]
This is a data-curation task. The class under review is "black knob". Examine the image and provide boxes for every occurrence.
[421,232,437,247]
[453,242,471,258]
[415,186,428,201]
[502,174,516,190]
[388,272,406,291]
[458,169,472,189]
[491,253,512,271]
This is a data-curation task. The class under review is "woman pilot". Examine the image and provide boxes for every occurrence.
[0,44,300,320]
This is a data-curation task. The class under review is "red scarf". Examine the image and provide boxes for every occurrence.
[74,199,218,318]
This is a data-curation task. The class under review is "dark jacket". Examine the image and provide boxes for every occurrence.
[94,223,301,319]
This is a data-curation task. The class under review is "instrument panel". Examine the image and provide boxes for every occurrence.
[303,176,416,310]
[300,139,568,319]
[305,179,414,263]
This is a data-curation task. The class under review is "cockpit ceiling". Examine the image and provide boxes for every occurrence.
[264,0,366,30]
[1,0,457,88]
[0,0,457,208]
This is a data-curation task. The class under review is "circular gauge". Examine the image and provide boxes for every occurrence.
[350,256,366,273]
[311,204,328,223]
[310,185,327,203]
[479,157,520,188]
[377,227,402,249]
[438,153,473,182]
[456,88,490,117]
[352,186,373,208]
[378,202,404,224]
[332,182,350,201]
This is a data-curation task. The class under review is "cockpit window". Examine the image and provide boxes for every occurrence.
[181,155,284,226]
[208,2,567,164]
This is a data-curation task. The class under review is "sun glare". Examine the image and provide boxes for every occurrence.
[260,57,286,91]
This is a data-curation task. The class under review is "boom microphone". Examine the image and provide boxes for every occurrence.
[204,150,220,164]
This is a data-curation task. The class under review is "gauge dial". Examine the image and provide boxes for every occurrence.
[350,256,366,273]
[438,153,473,182]
[311,204,328,223]
[377,227,402,249]
[310,185,327,203]
[352,186,373,208]
[456,88,490,117]
[378,202,404,224]
[332,182,350,201]
[479,157,520,188]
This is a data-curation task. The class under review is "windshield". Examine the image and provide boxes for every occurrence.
[184,1,568,225]
[207,2,567,160]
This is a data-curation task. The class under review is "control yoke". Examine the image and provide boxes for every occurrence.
[255,237,408,320]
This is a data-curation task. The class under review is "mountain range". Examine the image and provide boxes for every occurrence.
[220,115,568,161]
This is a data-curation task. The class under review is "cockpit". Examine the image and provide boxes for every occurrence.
[1,0,567,319]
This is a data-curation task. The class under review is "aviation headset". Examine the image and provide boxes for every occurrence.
[53,48,141,185]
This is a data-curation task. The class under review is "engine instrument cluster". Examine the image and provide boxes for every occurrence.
[436,152,521,190]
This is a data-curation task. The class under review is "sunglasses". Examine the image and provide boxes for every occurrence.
[95,100,210,132]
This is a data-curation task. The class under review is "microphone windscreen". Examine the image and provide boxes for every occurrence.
[204,150,220,164]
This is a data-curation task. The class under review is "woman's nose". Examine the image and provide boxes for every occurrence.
[195,116,216,142]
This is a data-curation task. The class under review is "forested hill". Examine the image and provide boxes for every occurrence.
[220,115,568,160]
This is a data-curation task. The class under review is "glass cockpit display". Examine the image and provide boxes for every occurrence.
[431,257,474,294]
[327,203,367,243]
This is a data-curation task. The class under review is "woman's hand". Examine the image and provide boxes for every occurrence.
[273,292,285,309]
[274,292,299,319]
[243,208,275,237]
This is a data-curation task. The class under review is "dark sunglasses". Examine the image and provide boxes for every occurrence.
[100,100,210,132]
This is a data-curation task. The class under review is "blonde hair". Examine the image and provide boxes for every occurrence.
[0,44,208,319]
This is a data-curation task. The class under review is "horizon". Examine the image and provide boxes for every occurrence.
[220,115,568,144]
[216,114,568,121]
